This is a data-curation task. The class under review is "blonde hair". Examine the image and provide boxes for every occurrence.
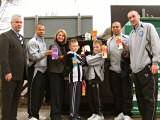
[69,39,78,47]
[93,40,102,47]
[55,29,67,44]
[93,40,103,52]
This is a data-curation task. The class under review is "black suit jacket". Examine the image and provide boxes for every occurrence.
[0,29,26,80]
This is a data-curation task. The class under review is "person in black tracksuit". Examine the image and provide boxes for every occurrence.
[47,29,68,120]
[65,39,84,120]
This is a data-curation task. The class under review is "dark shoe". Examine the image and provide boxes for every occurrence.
[51,115,61,120]
[69,115,74,120]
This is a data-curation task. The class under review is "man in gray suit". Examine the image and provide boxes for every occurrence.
[0,14,26,120]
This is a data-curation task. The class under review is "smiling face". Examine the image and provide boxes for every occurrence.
[69,39,79,53]
[93,40,102,54]
[112,21,122,36]
[93,43,101,54]
[56,31,65,43]
[128,10,140,28]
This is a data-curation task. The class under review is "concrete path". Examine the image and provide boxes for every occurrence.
[0,105,159,120]
[16,107,160,120]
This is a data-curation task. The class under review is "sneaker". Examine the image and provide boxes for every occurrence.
[76,115,81,120]
[69,115,81,120]
[99,114,104,120]
[92,114,104,120]
[124,115,132,120]
[29,117,38,120]
[39,115,47,120]
[87,114,96,120]
[114,112,124,120]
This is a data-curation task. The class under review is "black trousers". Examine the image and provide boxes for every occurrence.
[48,72,64,120]
[69,81,82,118]
[1,79,24,120]
[121,72,133,116]
[28,71,46,119]
[27,65,34,114]
[109,70,133,116]
[133,65,158,120]
[87,77,103,115]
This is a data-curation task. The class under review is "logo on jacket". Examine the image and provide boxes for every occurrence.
[139,31,144,37]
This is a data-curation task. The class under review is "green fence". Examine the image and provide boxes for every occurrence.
[124,17,160,37]
[123,17,160,115]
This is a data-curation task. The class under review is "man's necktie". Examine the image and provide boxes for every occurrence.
[17,33,23,45]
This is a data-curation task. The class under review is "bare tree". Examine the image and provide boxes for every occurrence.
[0,0,19,17]
[0,0,20,33]
[98,27,111,40]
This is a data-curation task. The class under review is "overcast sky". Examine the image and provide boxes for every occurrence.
[1,0,160,34]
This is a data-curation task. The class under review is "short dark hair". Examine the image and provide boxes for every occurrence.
[36,23,45,28]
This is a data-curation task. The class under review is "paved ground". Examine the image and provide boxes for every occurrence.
[0,96,159,120]
[15,107,160,120]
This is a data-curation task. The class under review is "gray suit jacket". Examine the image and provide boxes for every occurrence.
[0,29,26,80]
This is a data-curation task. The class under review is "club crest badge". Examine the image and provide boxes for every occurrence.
[139,31,144,37]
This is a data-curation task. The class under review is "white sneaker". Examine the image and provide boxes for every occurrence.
[124,115,132,120]
[29,117,38,120]
[39,115,47,120]
[114,112,124,120]
[92,114,104,120]
[87,114,96,120]
[99,114,104,120]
